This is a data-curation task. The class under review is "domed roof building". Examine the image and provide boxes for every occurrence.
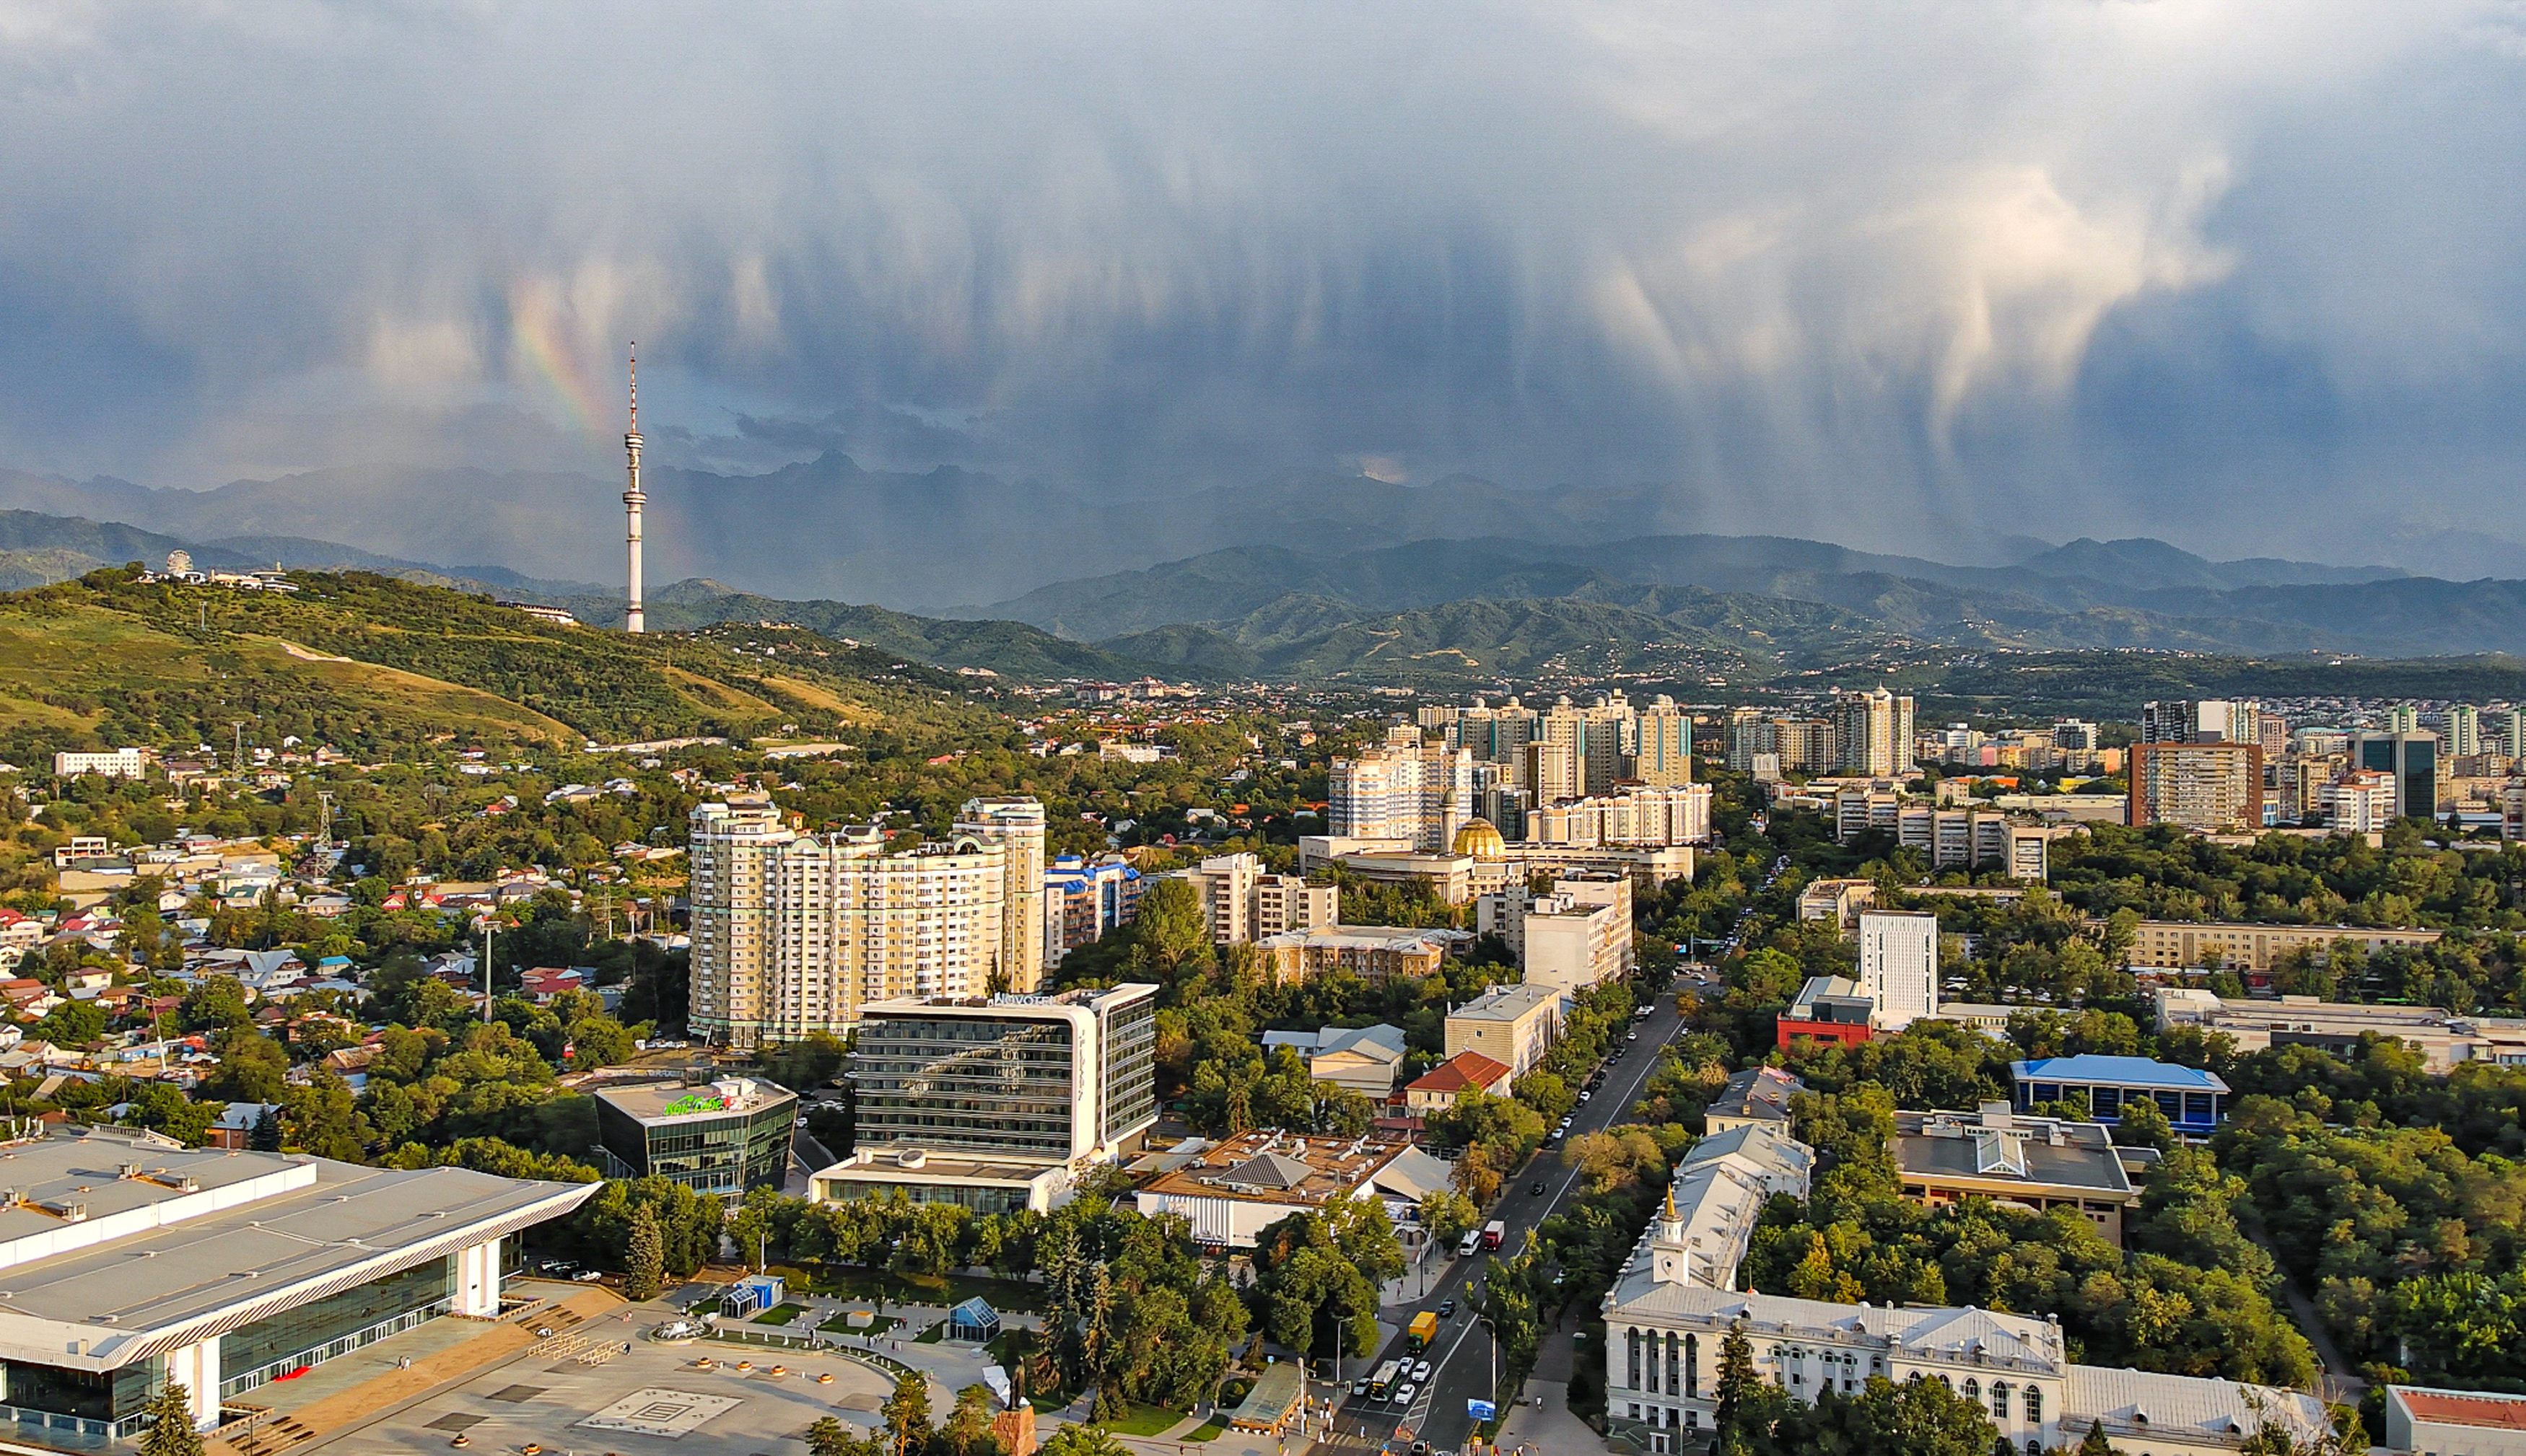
[1452,817,1506,858]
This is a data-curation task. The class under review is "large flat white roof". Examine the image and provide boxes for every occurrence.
[0,1127,598,1371]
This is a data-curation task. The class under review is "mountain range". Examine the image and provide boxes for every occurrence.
[5,449,2526,683]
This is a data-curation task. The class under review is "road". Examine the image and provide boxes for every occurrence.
[1306,987,1689,1456]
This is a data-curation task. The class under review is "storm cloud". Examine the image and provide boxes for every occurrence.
[1,0,2522,565]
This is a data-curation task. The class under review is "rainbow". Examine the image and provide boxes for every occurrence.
[507,278,611,433]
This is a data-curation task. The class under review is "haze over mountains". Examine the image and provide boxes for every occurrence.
[5,457,2526,680]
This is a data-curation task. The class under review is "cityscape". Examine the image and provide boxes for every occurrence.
[3,6,2526,1456]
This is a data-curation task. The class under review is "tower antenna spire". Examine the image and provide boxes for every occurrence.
[622,342,647,634]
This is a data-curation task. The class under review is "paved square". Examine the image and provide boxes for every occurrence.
[577,1387,742,1438]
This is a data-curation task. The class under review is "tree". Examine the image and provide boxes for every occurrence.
[940,1383,1000,1456]
[1775,1374,1998,1456]
[806,1415,881,1456]
[882,1370,932,1456]
[624,1202,665,1302]
[1039,1427,1129,1456]
[247,1104,282,1152]
[1128,878,1214,980]
[138,1382,203,1456]
[2076,1421,2121,1455]
[1418,1188,1479,1245]
[1714,1322,1761,1435]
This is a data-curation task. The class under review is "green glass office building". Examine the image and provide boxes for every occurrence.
[593,1076,798,1198]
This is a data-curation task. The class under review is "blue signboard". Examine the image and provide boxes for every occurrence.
[1467,1399,1497,1421]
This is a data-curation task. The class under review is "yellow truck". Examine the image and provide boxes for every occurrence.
[1407,1310,1438,1351]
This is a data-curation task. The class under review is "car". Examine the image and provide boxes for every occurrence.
[1393,1382,1417,1405]
[1578,1091,1592,1103]
[1412,1360,1433,1382]
[1412,1443,1432,1456]
[1352,1378,1370,1398]
[1438,1298,1456,1317]
[572,1268,606,1281]
[541,1260,579,1275]
[1530,1179,1548,1194]
[1626,1030,1639,1041]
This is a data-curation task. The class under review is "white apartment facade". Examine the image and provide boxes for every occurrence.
[1328,727,1475,852]
[1526,784,1713,848]
[1171,852,1337,944]
[687,794,1050,1050]
[1856,910,1939,1030]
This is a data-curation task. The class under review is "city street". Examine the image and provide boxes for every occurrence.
[1304,985,1689,1455]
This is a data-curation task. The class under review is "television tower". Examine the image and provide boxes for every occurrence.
[623,343,645,633]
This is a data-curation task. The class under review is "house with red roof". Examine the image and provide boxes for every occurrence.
[1404,1051,1515,1114]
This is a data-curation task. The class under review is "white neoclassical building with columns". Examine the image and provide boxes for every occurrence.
[1601,1150,2331,1455]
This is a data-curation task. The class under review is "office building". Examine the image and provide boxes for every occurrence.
[1443,983,1563,1077]
[2385,1385,2526,1455]
[1834,688,1914,776]
[1602,1267,2324,1455]
[2349,730,2442,820]
[1856,910,1939,1030]
[2009,1056,2229,1136]
[1327,727,1474,851]
[51,748,154,779]
[2128,741,2264,830]
[592,1075,798,1196]
[1170,852,1337,944]
[814,983,1159,1212]
[2124,918,2439,973]
[687,794,1052,1048]
[1776,974,1875,1049]
[2154,988,2526,1074]
[0,1124,596,1438]
[1895,1103,2141,1243]
[1633,696,1694,786]
[1042,854,1142,967]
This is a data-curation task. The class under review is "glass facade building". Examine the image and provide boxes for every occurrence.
[847,984,1161,1165]
[594,1079,798,1197]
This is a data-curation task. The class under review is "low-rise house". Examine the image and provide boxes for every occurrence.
[2384,1384,2526,1455]
[2009,1055,2230,1136]
[1259,1023,1408,1100]
[1705,1067,1804,1134]
[1404,1051,1516,1113]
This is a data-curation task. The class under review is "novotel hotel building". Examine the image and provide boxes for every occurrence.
[0,1124,596,1442]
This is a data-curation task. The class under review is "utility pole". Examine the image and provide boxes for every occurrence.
[481,919,495,1024]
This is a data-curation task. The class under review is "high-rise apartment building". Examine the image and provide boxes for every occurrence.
[2143,699,2260,745]
[2387,706,2421,734]
[1448,696,1540,764]
[956,796,1046,996]
[1834,688,1914,776]
[1526,784,1713,848]
[1856,910,1939,1030]
[1328,727,1474,851]
[2128,742,2265,830]
[2444,706,2482,760]
[2348,731,2441,821]
[1043,855,1143,967]
[1633,696,1694,786]
[1170,851,1337,943]
[2499,709,2526,759]
[687,793,1050,1050]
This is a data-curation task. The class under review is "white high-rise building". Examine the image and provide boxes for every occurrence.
[1856,910,1939,1030]
[687,793,1052,1050]
[1835,688,1915,776]
[1328,727,1474,851]
[1632,696,1693,786]
[1170,852,1337,944]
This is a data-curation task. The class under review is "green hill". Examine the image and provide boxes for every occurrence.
[0,569,1002,763]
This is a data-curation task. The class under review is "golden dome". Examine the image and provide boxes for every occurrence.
[1453,818,1506,858]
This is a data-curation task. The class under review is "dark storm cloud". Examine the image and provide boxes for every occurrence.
[0,0,2522,565]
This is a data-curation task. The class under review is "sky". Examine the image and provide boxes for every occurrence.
[1,0,2522,566]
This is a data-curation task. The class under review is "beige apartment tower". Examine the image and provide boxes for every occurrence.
[688,793,1051,1050]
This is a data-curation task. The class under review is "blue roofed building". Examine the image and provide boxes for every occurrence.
[945,1297,1000,1343]
[2009,1055,2230,1135]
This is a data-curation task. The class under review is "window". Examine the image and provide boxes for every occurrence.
[1963,1379,1979,1404]
[1628,1329,1641,1390]
[1992,1382,2009,1420]
[1684,1333,1699,1398]
[1666,1333,1680,1395]
[2024,1389,2041,1425]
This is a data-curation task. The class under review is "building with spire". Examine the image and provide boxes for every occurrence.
[622,343,646,633]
